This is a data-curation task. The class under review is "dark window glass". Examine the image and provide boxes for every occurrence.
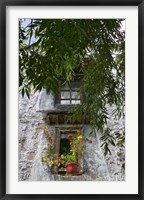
[60,80,81,105]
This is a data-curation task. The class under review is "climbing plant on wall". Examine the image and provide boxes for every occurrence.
[19,19,125,155]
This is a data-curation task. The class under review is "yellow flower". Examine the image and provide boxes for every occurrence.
[77,130,81,135]
[49,161,54,167]
[78,135,83,141]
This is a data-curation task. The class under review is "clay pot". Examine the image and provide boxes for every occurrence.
[65,162,80,174]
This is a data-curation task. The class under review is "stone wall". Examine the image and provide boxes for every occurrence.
[19,92,44,181]
[19,90,125,181]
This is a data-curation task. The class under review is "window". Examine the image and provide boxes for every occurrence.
[56,79,81,105]
[60,130,76,156]
[54,126,84,175]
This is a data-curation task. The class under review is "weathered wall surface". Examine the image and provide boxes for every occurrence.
[19,90,125,181]
[19,92,44,181]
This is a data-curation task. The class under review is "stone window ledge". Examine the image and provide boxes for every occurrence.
[56,173,84,177]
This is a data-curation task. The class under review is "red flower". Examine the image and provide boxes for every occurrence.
[89,138,92,143]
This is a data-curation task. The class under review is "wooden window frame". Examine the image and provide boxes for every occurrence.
[55,79,82,105]
[53,125,84,175]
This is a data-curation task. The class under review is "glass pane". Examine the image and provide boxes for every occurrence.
[61,100,70,104]
[71,91,80,99]
[60,139,71,155]
[61,91,70,99]
[71,80,81,90]
[71,100,81,104]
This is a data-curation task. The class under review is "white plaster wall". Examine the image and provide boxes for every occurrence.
[19,90,125,181]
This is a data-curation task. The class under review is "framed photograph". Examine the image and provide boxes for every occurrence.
[0,0,144,199]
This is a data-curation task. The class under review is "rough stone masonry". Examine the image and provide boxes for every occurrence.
[19,90,125,181]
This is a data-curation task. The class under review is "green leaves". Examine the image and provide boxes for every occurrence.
[100,129,125,156]
[115,132,125,146]
[19,19,125,155]
[20,85,31,99]
[19,19,125,96]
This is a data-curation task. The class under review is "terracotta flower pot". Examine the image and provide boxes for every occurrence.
[65,162,80,174]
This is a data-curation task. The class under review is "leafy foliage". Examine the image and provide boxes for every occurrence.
[19,19,125,155]
[100,128,125,156]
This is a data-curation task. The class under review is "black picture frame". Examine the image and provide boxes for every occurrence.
[0,0,144,199]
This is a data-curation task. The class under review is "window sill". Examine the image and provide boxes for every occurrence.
[53,171,84,176]
[55,104,76,112]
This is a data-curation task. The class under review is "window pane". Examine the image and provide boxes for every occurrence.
[60,139,70,155]
[61,100,70,104]
[61,91,70,99]
[71,100,81,104]
[71,91,80,99]
[71,80,81,90]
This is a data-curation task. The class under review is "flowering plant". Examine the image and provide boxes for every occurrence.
[41,127,61,168]
[69,131,85,157]
[60,154,76,166]
[60,130,92,165]
[41,127,93,171]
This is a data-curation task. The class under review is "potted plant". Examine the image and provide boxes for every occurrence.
[60,154,80,174]
[60,130,89,175]
[41,127,92,175]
